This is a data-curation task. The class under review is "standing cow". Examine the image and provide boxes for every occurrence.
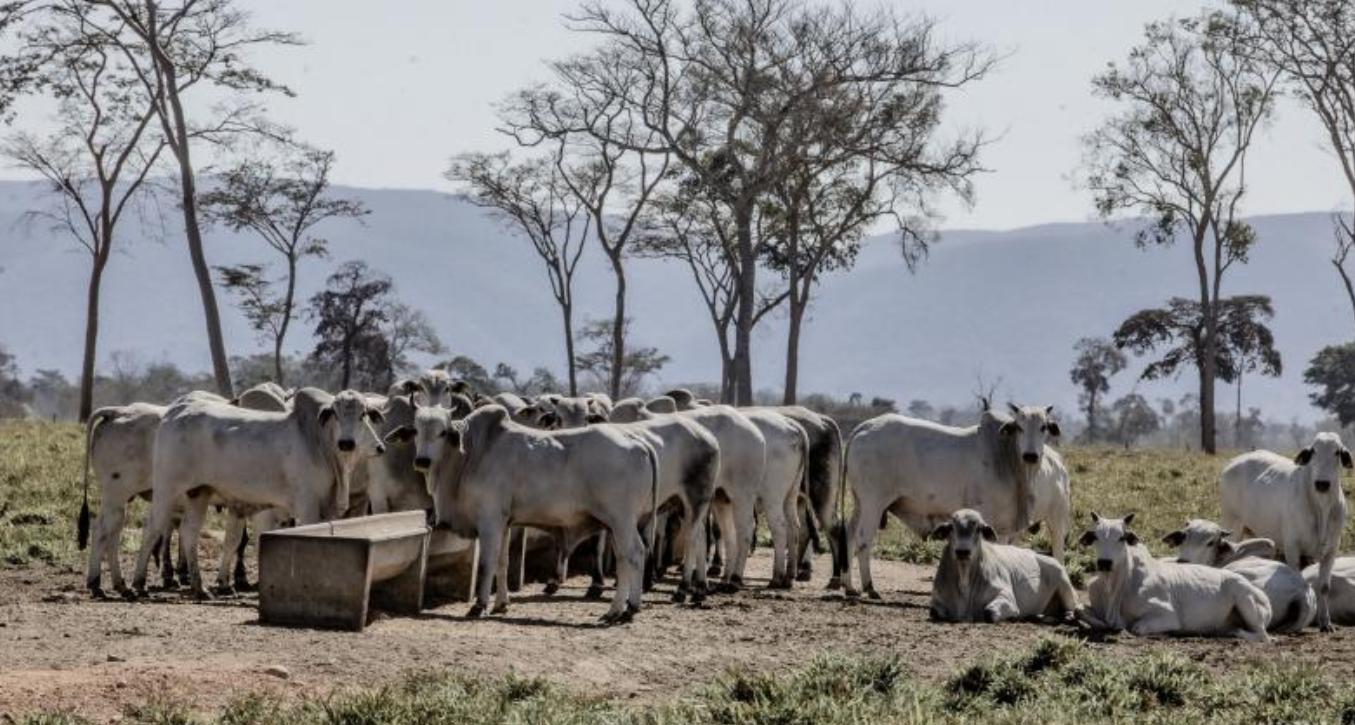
[415,405,661,623]
[130,389,385,599]
[842,404,1066,599]
[1220,432,1351,631]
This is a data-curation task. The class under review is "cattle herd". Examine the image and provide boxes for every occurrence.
[76,370,1355,640]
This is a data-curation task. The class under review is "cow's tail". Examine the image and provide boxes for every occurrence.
[79,407,119,550]
[639,438,661,560]
[830,431,853,582]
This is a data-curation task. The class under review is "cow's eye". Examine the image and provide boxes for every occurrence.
[1039,424,1048,432]
[438,430,448,439]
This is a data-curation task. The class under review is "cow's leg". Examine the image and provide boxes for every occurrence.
[468,522,505,619]
[780,492,801,589]
[1317,552,1336,633]
[216,513,246,594]
[983,593,1022,623]
[233,524,251,591]
[545,528,568,596]
[727,497,758,589]
[795,496,816,582]
[179,493,212,600]
[491,527,513,614]
[158,529,177,589]
[764,496,791,589]
[131,494,177,597]
[706,512,723,577]
[847,497,888,600]
[603,525,644,624]
[88,499,125,597]
[710,500,737,591]
[1128,606,1180,638]
[681,500,711,603]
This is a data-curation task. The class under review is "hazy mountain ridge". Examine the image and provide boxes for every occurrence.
[0,179,1344,421]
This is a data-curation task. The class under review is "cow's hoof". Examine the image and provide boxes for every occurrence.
[707,564,722,577]
[190,588,214,602]
[542,582,560,596]
[161,577,178,590]
[796,566,813,582]
[466,604,485,619]
[490,602,509,615]
[716,581,741,595]
[211,585,236,597]
[671,589,688,604]
[234,579,256,593]
[584,584,605,600]
[690,590,707,605]
[89,587,108,600]
[866,588,882,601]
[128,586,147,601]
[825,577,842,591]
[1322,622,1336,633]
[844,588,860,600]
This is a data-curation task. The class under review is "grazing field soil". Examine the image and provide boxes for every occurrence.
[6,421,1355,723]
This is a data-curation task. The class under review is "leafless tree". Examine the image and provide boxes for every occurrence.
[1235,1,1355,330]
[446,152,590,395]
[78,0,302,398]
[201,145,367,386]
[1,0,166,422]
[562,0,992,404]
[1082,11,1278,454]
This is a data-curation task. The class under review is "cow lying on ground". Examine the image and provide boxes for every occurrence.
[1163,519,1315,633]
[929,509,1078,623]
[130,389,385,599]
[1220,433,1351,631]
[842,404,1068,599]
[412,405,660,623]
[1305,559,1355,626]
[1080,513,1271,642]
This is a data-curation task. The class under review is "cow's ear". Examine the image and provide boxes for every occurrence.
[979,524,997,542]
[1123,512,1135,526]
[585,413,607,424]
[384,426,416,443]
[538,412,560,429]
[1342,450,1354,470]
[1008,402,1021,416]
[1124,530,1139,546]
[450,380,471,395]
[1045,421,1061,438]
[1077,530,1097,547]
[318,407,335,426]
[366,408,385,425]
[928,523,952,541]
[1090,511,1101,523]
[1000,421,1020,436]
[1161,530,1186,548]
[1295,447,1314,466]
[229,397,242,406]
[1045,405,1055,416]
[401,379,423,396]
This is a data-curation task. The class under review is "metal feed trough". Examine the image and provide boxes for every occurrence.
[258,511,431,630]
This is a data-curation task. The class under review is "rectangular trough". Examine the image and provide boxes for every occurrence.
[258,511,430,631]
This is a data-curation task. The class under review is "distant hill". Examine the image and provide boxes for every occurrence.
[0,179,1345,421]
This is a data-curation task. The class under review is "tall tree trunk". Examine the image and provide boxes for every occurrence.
[274,255,299,387]
[608,254,626,400]
[561,302,578,396]
[1086,389,1098,444]
[1336,255,1355,333]
[78,249,110,423]
[1194,227,1217,455]
[733,207,756,406]
[783,294,805,406]
[149,2,233,398]
[1236,373,1243,449]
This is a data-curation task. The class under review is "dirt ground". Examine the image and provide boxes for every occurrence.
[4,551,1355,722]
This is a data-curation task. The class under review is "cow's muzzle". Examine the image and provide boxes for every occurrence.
[374,443,386,456]
[414,456,432,471]
[1316,479,1332,493]
[954,549,971,561]
[1096,559,1113,572]
[337,439,356,452]
[1022,452,1040,464]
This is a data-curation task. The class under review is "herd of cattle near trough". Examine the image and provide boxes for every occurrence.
[76,368,1355,639]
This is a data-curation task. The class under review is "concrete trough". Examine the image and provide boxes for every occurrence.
[258,511,430,631]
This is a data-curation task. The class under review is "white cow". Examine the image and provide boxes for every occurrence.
[81,403,168,596]
[608,403,769,591]
[1163,519,1315,633]
[1079,513,1271,642]
[929,509,1079,623]
[736,409,808,589]
[1304,559,1355,626]
[415,405,660,623]
[843,404,1068,599]
[1220,432,1351,631]
[130,389,385,598]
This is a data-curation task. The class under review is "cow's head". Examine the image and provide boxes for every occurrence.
[929,509,995,564]
[1162,519,1236,566]
[1077,512,1137,574]
[1296,432,1352,497]
[318,390,386,461]
[420,370,454,407]
[1001,404,1061,467]
[665,388,697,411]
[385,406,460,490]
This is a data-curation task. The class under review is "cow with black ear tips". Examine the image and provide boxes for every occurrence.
[1163,518,1315,634]
[929,509,1079,624]
[1221,432,1351,631]
[1079,513,1272,641]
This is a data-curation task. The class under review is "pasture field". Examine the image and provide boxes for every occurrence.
[5,420,1355,724]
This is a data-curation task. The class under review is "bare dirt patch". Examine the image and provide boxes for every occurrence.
[3,551,1353,722]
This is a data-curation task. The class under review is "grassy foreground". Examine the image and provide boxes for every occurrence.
[16,637,1355,725]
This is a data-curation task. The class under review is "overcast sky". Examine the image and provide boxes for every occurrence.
[4,0,1352,231]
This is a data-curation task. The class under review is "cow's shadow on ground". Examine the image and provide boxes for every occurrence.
[413,610,610,630]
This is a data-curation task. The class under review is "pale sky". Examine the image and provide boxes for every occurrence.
[5,0,1352,230]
